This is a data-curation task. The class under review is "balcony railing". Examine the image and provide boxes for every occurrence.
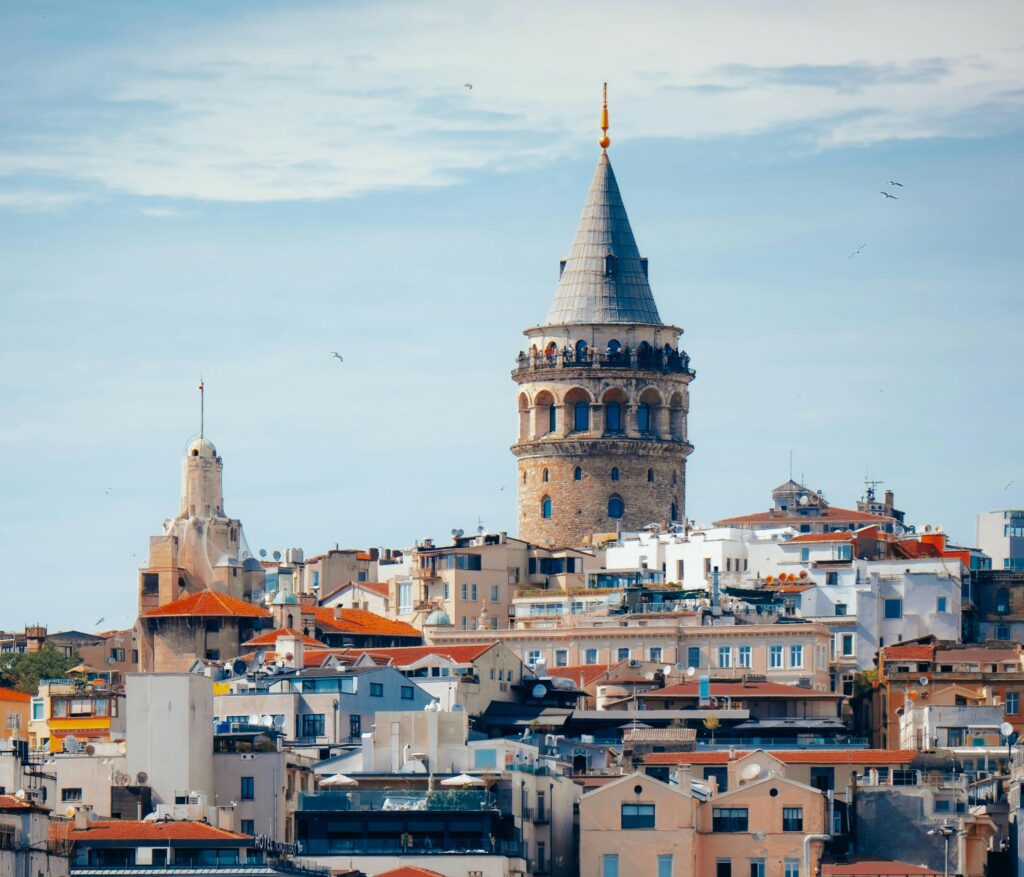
[299,789,496,812]
[296,838,522,857]
[514,347,695,377]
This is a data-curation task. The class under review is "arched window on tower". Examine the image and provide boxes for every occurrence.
[611,467,620,482]
[574,466,582,481]
[574,400,589,432]
[637,402,651,433]
[543,468,549,483]
[605,402,622,433]
[541,496,553,519]
[671,502,679,522]
[575,340,589,362]
[548,404,557,434]
[608,495,624,519]
[647,468,654,483]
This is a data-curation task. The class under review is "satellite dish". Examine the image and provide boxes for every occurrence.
[232,659,248,676]
[63,736,80,754]
[84,744,96,756]
[741,763,762,781]
[259,549,267,558]
[248,714,260,726]
[14,790,26,800]
[1000,722,1015,737]
[918,677,929,687]
[644,672,655,680]
[107,656,116,665]
[686,667,696,678]
[113,771,131,787]
[261,715,273,727]
[272,551,282,561]
[663,665,672,675]
[65,805,76,818]
[531,683,547,699]
[272,715,286,729]
[136,771,149,785]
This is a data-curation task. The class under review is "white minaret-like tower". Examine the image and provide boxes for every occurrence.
[180,437,224,519]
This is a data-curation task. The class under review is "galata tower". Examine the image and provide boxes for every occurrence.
[512,86,695,547]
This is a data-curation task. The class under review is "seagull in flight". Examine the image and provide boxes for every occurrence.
[95,617,106,626]
[880,191,898,200]
[887,180,904,187]
[464,82,473,90]
[847,243,867,259]
[331,352,344,363]
[1006,480,1015,490]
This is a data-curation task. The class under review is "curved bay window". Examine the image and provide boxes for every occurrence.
[608,495,625,519]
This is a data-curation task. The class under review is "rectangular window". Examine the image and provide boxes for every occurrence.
[491,584,499,601]
[840,633,854,656]
[997,624,1011,640]
[687,646,701,668]
[300,714,325,738]
[617,647,630,661]
[400,686,415,700]
[460,583,468,600]
[790,644,804,668]
[800,547,810,562]
[782,807,803,831]
[554,649,568,667]
[61,788,83,802]
[1007,692,1020,715]
[769,645,783,669]
[649,647,663,662]
[240,820,254,836]
[835,602,847,616]
[718,646,732,668]
[527,650,542,667]
[836,544,852,560]
[349,714,361,738]
[884,598,903,619]
[712,808,749,832]
[398,582,413,614]
[603,854,620,877]
[738,645,751,668]
[784,860,800,877]
[717,861,732,877]
[471,584,478,600]
[620,803,655,829]
[369,682,383,697]
[704,766,728,793]
[585,648,598,664]
[936,596,948,613]
[658,855,673,877]
[31,699,43,721]
[111,648,126,662]
[240,777,254,800]
[826,572,838,586]
[750,860,765,877]
[810,766,835,792]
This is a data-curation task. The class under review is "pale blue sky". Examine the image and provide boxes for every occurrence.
[2,1,1023,630]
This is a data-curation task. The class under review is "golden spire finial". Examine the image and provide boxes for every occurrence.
[599,82,611,150]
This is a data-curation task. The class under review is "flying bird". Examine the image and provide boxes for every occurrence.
[1006,480,1015,490]
[887,180,904,187]
[464,82,473,90]
[847,243,867,259]
[95,617,106,626]
[880,191,898,200]
[331,352,344,363]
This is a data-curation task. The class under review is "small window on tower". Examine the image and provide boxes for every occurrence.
[608,495,624,519]
[192,449,199,457]
[611,467,620,482]
[604,253,617,276]
[542,497,553,519]
[647,468,654,483]
[543,468,549,483]
[574,466,582,481]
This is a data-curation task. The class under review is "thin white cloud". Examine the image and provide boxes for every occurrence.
[0,191,86,211]
[2,0,1022,202]
[139,206,186,219]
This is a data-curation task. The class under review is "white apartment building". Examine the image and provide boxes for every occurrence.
[977,510,1024,571]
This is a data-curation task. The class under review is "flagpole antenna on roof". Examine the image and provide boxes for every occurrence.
[199,376,205,439]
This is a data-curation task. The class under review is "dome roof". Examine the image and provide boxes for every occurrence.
[187,437,217,459]
[271,590,299,606]
[424,609,452,627]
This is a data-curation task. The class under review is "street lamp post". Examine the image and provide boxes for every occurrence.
[927,823,956,877]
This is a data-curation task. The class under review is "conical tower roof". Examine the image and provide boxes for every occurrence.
[546,151,662,326]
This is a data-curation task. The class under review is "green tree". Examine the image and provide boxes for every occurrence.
[0,645,80,694]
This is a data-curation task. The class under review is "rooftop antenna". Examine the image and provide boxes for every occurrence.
[198,376,205,439]
[789,449,793,482]
[599,82,611,150]
[865,477,883,503]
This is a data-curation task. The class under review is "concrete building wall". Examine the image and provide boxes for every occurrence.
[977,510,1024,570]
[126,674,214,807]
[50,750,127,817]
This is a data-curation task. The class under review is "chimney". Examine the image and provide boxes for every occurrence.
[884,490,894,513]
[73,805,93,830]
[675,765,693,795]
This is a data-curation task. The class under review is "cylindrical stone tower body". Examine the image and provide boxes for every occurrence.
[512,151,695,547]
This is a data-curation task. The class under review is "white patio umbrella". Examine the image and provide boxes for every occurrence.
[320,773,358,788]
[439,773,486,788]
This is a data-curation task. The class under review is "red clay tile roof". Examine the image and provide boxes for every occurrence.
[0,687,31,703]
[822,858,939,876]
[881,645,934,662]
[310,607,418,638]
[790,532,856,543]
[371,867,446,877]
[143,590,270,619]
[69,819,250,843]
[242,628,328,648]
[934,648,1021,664]
[890,541,942,559]
[716,506,893,526]
[337,644,494,666]
[0,794,36,809]
[642,681,841,699]
[642,749,916,766]
[355,582,390,598]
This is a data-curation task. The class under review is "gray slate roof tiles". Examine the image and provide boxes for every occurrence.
[546,151,663,326]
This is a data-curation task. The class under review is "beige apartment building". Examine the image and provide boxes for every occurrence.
[429,618,833,691]
[402,532,596,632]
[579,770,827,877]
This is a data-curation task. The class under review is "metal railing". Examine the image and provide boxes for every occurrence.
[299,789,496,812]
[295,839,521,857]
[514,348,695,376]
